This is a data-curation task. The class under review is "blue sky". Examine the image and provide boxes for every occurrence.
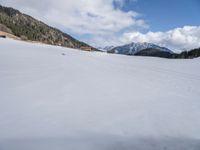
[1,0,200,50]
[121,0,200,32]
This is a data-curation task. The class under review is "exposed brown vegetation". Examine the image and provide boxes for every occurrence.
[0,31,20,40]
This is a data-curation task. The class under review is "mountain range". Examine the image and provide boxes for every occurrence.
[104,42,200,59]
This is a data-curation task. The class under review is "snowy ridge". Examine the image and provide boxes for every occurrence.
[0,39,200,150]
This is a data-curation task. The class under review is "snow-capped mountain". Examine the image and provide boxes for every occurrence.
[98,46,115,52]
[108,42,173,55]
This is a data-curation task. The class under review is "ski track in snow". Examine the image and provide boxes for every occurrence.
[0,39,200,150]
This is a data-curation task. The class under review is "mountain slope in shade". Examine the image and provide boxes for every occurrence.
[174,48,200,59]
[0,5,95,51]
[108,42,173,55]
[134,48,173,58]
[135,48,200,59]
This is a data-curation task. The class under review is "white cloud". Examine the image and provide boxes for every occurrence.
[121,26,200,51]
[113,0,137,8]
[0,0,145,35]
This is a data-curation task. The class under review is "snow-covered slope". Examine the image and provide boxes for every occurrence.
[108,42,172,55]
[0,39,200,150]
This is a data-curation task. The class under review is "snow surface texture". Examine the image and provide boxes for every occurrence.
[0,39,200,150]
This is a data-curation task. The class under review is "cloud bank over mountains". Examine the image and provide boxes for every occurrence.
[121,26,200,51]
[0,0,200,50]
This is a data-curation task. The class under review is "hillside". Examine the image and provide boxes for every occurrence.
[0,5,95,51]
[0,38,200,150]
[134,48,173,58]
[174,48,200,59]
[134,48,200,59]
